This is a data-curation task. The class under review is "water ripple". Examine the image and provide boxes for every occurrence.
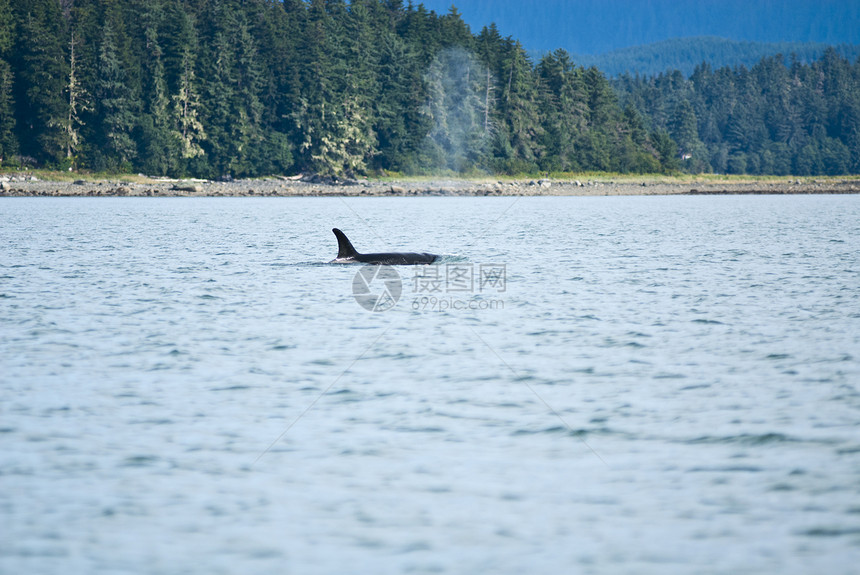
[1,196,859,574]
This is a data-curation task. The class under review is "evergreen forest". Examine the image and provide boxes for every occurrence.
[1,0,858,178]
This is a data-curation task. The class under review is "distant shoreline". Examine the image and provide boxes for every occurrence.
[2,175,859,198]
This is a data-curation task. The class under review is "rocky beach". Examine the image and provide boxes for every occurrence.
[1,173,859,198]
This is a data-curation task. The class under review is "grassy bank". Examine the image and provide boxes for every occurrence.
[3,168,857,187]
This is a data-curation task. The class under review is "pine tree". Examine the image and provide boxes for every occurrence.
[669,98,709,172]
[10,0,68,165]
[842,95,860,174]
[0,0,16,163]
[438,5,472,48]
[201,15,236,177]
[493,37,542,173]
[196,0,265,177]
[537,50,588,171]
[401,2,439,64]
[327,0,379,176]
[94,17,137,170]
[291,0,331,173]
[294,0,378,176]
[138,0,179,176]
[474,25,502,146]
[172,45,206,163]
[244,0,300,174]
[158,2,207,174]
[230,5,265,175]
[651,129,680,172]
[373,31,423,172]
[64,28,87,167]
[0,58,14,163]
[66,0,102,169]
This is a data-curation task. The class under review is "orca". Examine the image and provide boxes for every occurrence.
[331,228,438,265]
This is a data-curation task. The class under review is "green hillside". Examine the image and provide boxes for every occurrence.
[576,36,860,77]
[1,1,858,178]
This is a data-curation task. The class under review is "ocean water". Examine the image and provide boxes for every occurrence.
[1,195,859,574]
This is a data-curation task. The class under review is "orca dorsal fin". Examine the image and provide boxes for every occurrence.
[333,228,359,258]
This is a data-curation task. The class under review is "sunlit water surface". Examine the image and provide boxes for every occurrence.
[2,195,859,574]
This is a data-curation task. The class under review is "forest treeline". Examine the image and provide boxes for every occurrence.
[614,49,860,175]
[0,0,857,178]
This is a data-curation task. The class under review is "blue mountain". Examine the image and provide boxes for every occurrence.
[416,0,860,55]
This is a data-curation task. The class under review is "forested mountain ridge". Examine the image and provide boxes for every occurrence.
[575,36,860,78]
[0,0,857,178]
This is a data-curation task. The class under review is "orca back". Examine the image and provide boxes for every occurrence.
[331,228,438,265]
